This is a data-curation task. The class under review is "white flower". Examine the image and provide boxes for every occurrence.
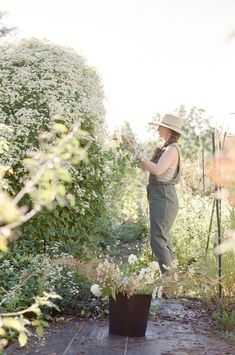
[171,259,179,268]
[157,286,163,298]
[128,254,137,264]
[90,284,102,297]
[152,286,158,299]
[149,261,159,272]
[145,273,154,283]
[152,286,163,299]
[138,268,148,280]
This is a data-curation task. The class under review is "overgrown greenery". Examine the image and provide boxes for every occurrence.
[0,121,91,350]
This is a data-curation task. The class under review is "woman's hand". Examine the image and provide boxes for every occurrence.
[122,138,138,154]
[122,136,146,162]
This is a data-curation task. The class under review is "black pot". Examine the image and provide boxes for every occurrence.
[109,293,151,337]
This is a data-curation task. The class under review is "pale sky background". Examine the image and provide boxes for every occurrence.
[1,0,235,139]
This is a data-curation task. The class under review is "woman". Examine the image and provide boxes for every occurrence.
[138,114,184,273]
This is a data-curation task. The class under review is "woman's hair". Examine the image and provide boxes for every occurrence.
[151,129,181,163]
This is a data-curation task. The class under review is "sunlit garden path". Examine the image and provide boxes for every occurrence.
[6,299,235,355]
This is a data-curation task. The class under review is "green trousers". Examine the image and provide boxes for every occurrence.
[148,183,179,273]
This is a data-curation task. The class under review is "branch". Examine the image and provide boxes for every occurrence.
[12,124,80,206]
[6,206,41,230]
[0,271,38,307]
[0,304,39,317]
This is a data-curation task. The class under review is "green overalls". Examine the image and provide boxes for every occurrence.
[147,144,180,273]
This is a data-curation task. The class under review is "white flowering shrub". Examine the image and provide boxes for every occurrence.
[0,38,132,253]
[0,38,104,171]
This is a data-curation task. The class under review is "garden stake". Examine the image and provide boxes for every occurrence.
[202,146,205,194]
[205,198,216,255]
[203,132,227,254]
[212,131,223,314]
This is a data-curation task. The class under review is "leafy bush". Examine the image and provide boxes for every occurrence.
[0,38,134,255]
[113,218,148,243]
[171,178,230,268]
[0,122,88,350]
[0,249,109,319]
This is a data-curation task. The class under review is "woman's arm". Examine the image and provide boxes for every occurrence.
[140,146,178,176]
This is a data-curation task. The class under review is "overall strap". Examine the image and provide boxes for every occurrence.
[169,143,180,180]
[169,143,180,161]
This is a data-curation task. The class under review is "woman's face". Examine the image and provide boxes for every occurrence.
[157,125,171,140]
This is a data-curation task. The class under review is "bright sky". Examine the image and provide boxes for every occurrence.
[1,0,235,139]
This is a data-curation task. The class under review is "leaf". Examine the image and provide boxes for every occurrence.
[0,234,8,252]
[44,314,53,321]
[42,291,62,299]
[111,288,116,301]
[57,168,71,182]
[23,158,38,167]
[3,318,24,332]
[36,325,44,338]
[56,184,66,196]
[18,332,28,347]
[31,307,41,316]
[102,287,112,297]
[67,193,75,207]
[41,170,54,181]
[0,338,8,349]
[38,189,56,202]
[53,123,68,133]
[55,317,67,323]
[41,320,49,327]
[0,327,6,336]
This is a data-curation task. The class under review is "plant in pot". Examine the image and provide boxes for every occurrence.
[90,254,163,337]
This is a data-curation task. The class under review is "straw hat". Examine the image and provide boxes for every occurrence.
[149,114,184,135]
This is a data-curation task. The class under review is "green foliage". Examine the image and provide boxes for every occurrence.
[214,306,235,332]
[0,38,137,255]
[113,218,148,243]
[176,105,214,159]
[171,181,230,268]
[0,116,88,349]
[0,250,108,320]
[0,123,86,255]
[0,291,60,351]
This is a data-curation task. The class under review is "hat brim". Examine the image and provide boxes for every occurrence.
[148,121,185,136]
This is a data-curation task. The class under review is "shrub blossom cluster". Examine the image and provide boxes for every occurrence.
[96,259,120,289]
[115,274,137,297]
